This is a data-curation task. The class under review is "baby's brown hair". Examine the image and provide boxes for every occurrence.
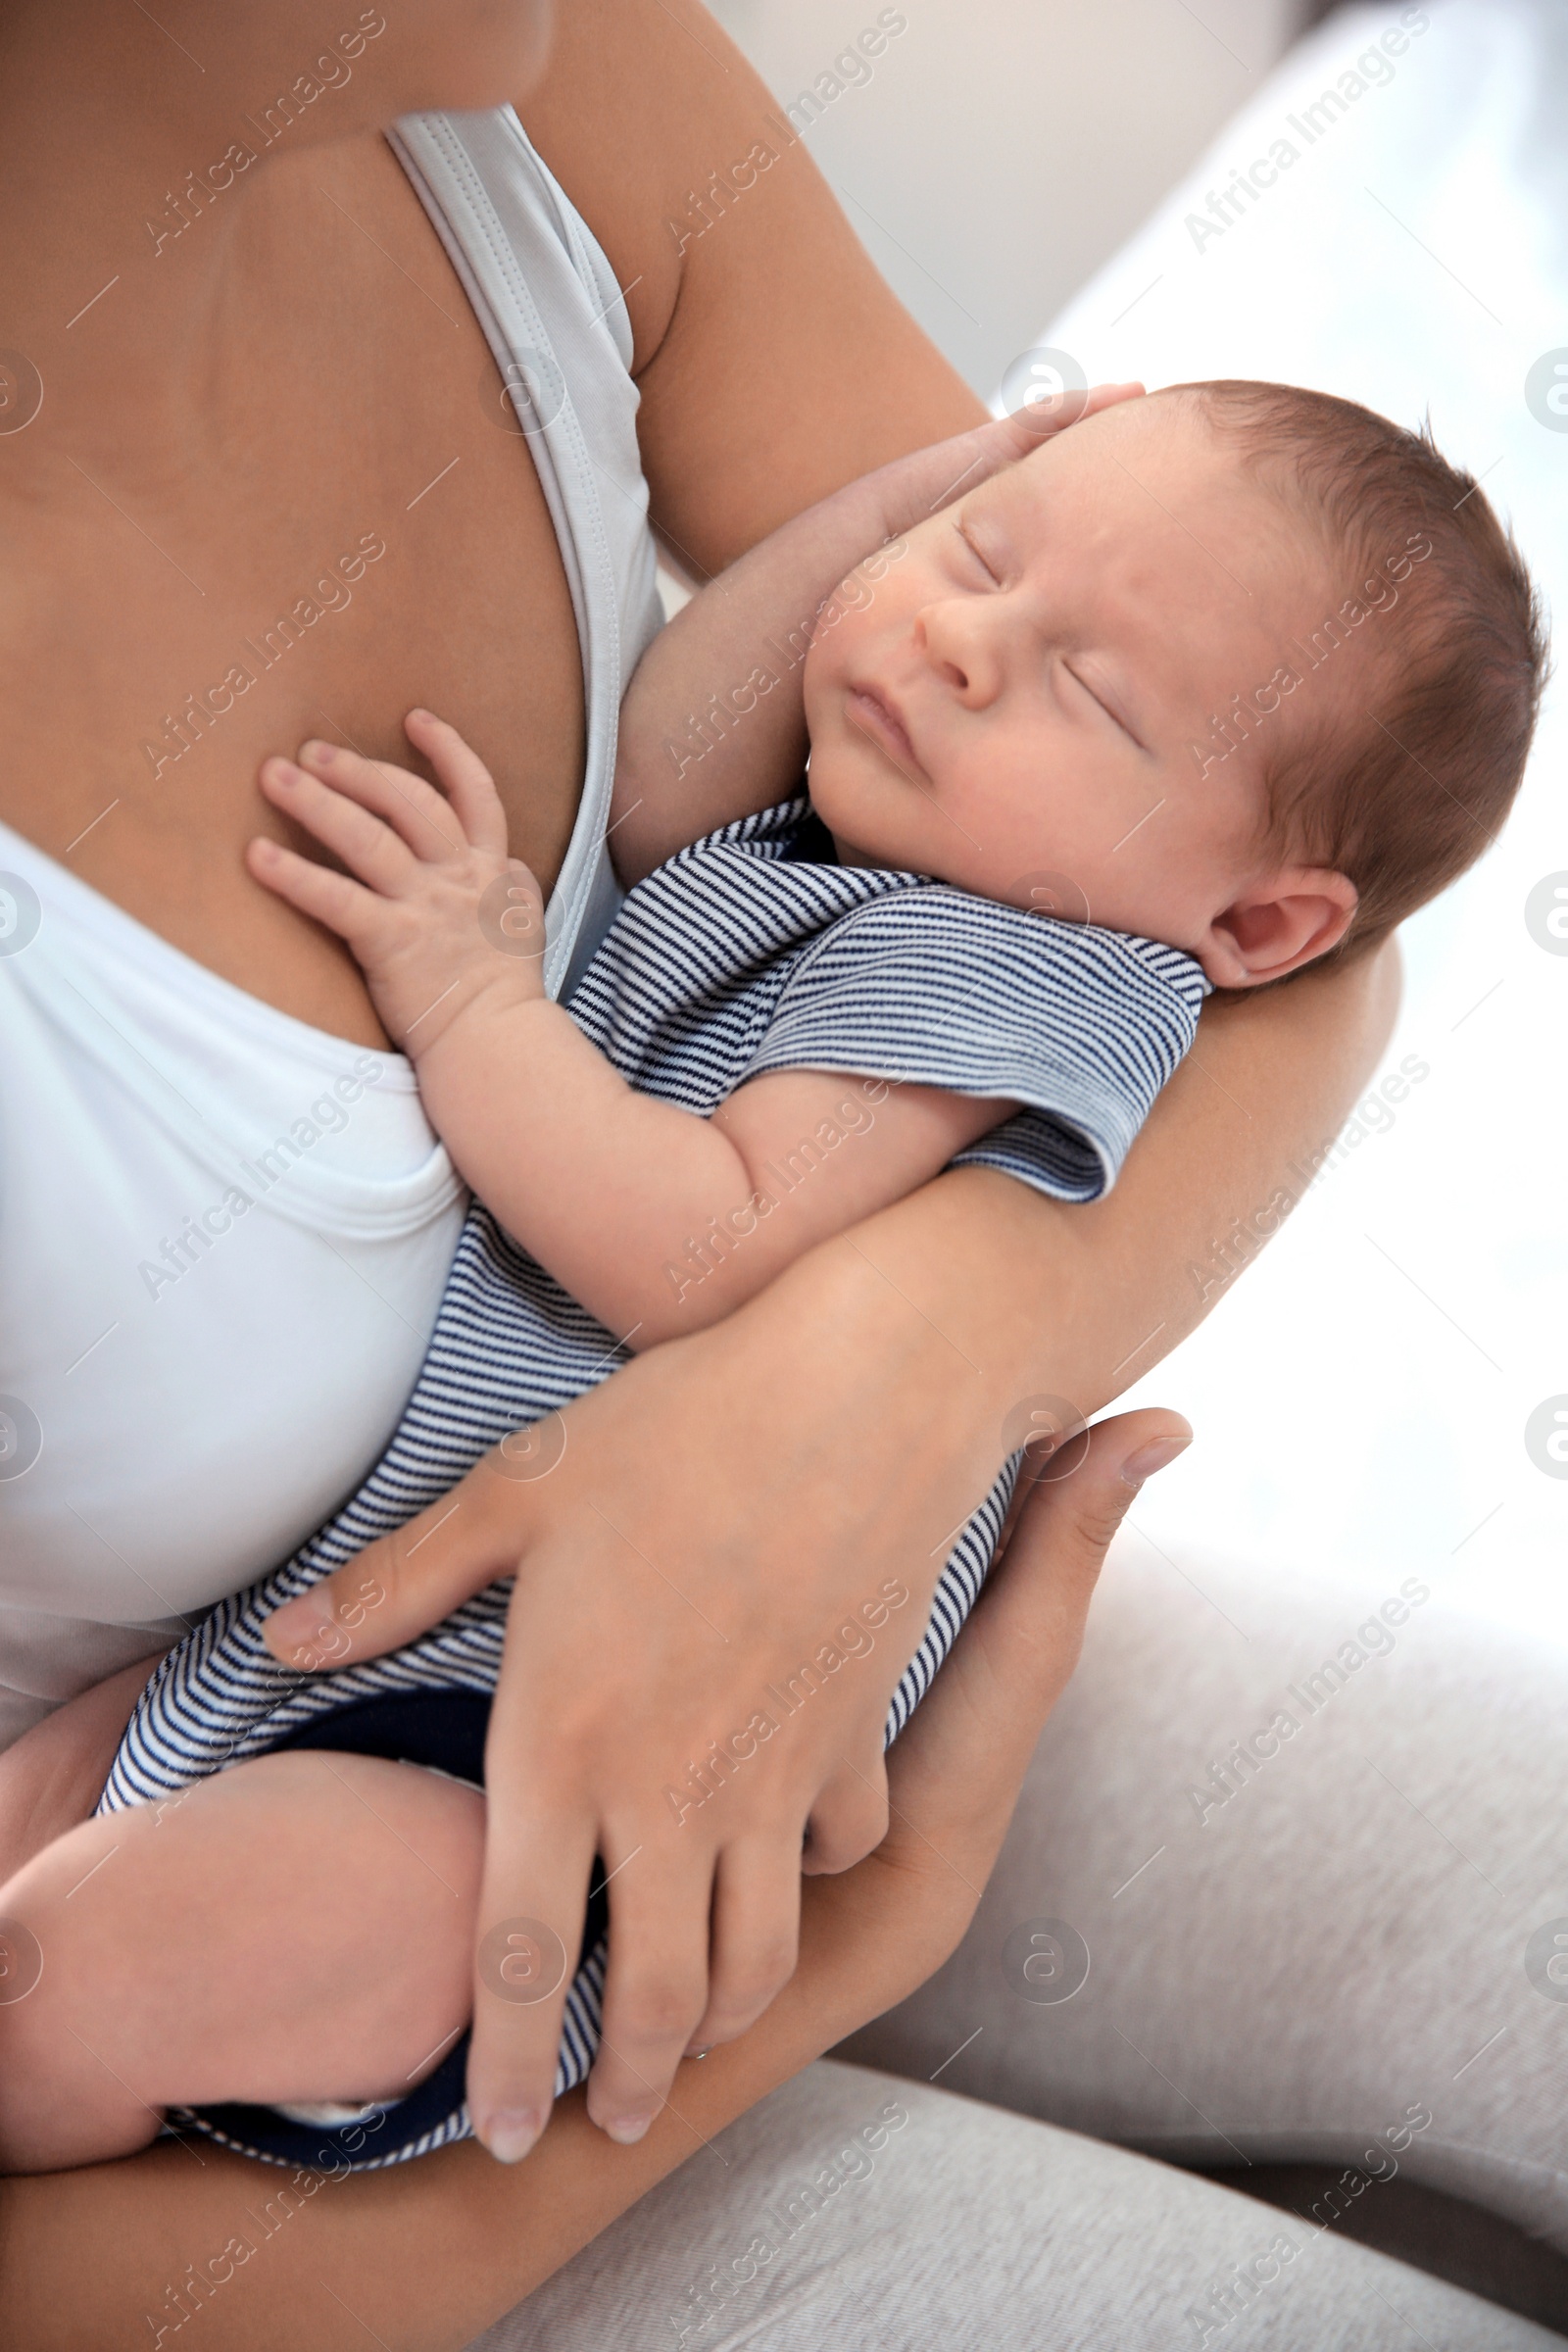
[1176,378,1547,968]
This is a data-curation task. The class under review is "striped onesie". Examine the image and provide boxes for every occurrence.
[98,795,1208,2170]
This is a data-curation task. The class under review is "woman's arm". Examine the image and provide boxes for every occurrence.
[521,0,996,569]
[261,939,1401,2158]
[0,1406,1185,2352]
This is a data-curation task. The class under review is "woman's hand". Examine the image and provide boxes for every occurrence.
[810,1403,1190,1998]
[975,376,1147,469]
[874,379,1147,531]
[261,1350,1187,2173]
[3,1403,1186,2352]
[261,1241,1125,2165]
[850,382,1148,567]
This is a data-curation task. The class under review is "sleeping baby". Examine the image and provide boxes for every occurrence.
[0,378,1544,2177]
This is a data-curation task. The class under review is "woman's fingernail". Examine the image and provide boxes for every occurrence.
[603,2114,653,2145]
[481,2109,543,2164]
[302,739,334,763]
[1120,1433,1191,1489]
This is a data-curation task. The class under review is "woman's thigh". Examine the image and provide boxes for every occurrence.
[844,1542,1568,2250]
[469,2059,1559,2350]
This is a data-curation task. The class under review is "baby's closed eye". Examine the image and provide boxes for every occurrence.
[1062,661,1146,751]
[953,518,1001,582]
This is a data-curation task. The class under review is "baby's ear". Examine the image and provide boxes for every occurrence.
[1200,867,1357,989]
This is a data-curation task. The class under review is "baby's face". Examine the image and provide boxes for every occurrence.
[803,396,1349,982]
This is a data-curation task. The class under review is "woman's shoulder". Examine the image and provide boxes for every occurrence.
[517,1,984,574]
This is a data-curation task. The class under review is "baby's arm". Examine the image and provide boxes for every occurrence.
[424,1042,1011,1348]
[248,719,1015,1349]
[610,415,1033,885]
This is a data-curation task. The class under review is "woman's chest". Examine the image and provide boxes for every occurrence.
[0,136,590,1045]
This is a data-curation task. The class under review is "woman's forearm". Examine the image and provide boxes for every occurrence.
[794,943,1402,1468]
[0,1800,946,2352]
[2,1363,1139,2352]
[0,2027,830,2352]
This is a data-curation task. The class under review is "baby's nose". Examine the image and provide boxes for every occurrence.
[916,604,1000,704]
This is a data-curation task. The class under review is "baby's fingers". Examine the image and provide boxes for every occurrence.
[291,738,472,862]
[245,835,392,956]
[995,378,1145,456]
[404,709,510,858]
[259,758,421,901]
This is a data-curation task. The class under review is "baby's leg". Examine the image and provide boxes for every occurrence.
[0,1749,483,2174]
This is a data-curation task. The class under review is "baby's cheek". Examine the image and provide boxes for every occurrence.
[807,592,871,676]
[801,616,867,738]
[800,638,832,736]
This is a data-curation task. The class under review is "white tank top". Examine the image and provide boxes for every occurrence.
[0,110,663,1746]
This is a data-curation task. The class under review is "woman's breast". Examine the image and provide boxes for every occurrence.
[0,132,589,1048]
[0,836,467,1742]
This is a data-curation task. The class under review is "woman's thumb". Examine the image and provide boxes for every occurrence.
[987,1406,1192,1663]
[1053,1407,1192,1562]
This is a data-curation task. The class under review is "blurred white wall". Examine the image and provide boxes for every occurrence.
[709,0,1329,395]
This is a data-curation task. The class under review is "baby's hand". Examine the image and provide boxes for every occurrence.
[248,710,548,1055]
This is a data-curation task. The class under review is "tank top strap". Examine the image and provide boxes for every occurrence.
[389,109,663,998]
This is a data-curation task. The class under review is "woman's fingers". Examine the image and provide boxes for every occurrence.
[579,1847,717,2145]
[987,1406,1190,1684]
[882,1408,1191,1860]
[991,378,1147,463]
[403,709,511,858]
[260,1453,531,1669]
[800,1750,889,1876]
[848,1408,1191,1987]
[258,756,421,899]
[686,1835,802,2052]
[930,394,1146,513]
[1082,379,1147,416]
[270,1391,1188,2179]
[465,1800,601,2165]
